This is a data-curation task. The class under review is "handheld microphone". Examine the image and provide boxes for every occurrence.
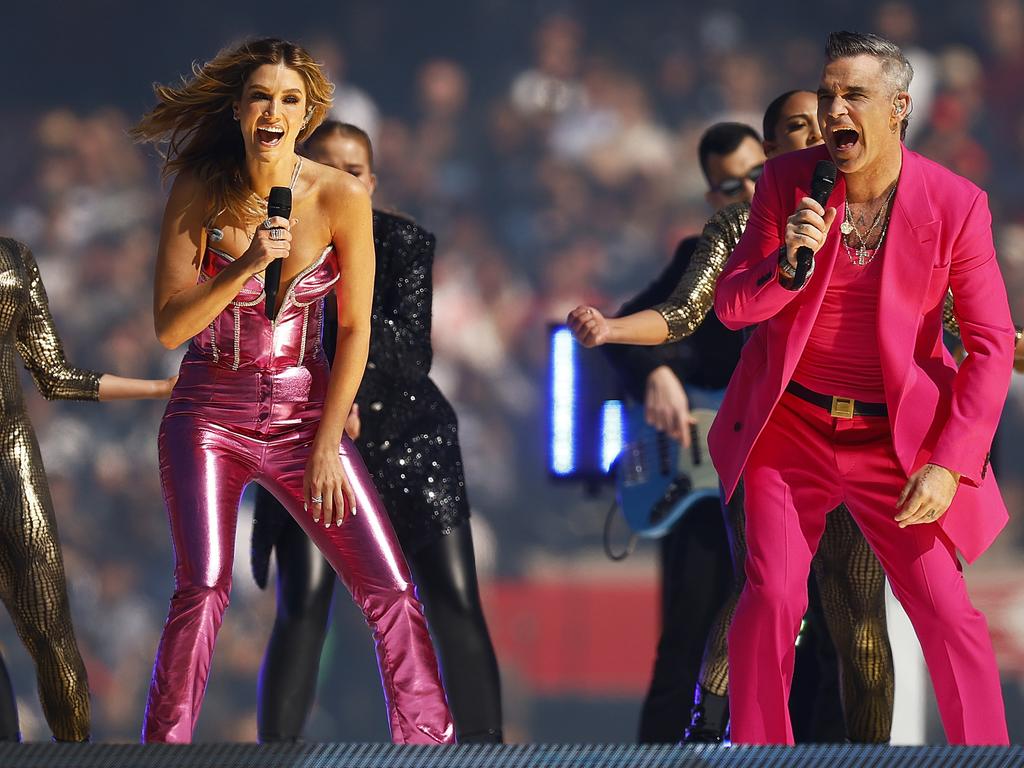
[264,186,292,321]
[792,160,837,289]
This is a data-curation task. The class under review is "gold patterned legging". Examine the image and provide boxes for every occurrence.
[699,481,894,743]
[0,414,90,741]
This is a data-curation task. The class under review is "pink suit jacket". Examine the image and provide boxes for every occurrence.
[710,143,1015,563]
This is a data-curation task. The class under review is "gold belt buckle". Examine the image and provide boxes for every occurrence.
[830,396,855,419]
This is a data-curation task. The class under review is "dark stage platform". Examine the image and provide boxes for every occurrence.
[0,743,1021,768]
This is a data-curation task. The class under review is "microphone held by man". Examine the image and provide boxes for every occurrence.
[779,160,838,290]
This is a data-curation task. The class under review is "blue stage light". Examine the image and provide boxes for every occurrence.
[600,399,625,472]
[550,327,577,475]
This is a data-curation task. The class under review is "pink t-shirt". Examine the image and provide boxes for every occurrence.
[791,245,886,403]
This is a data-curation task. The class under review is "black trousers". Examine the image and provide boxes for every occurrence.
[637,496,730,743]
[254,486,502,742]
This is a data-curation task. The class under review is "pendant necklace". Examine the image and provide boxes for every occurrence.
[842,182,896,266]
[206,156,303,241]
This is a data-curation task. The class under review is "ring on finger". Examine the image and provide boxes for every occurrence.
[260,218,274,230]
[310,495,323,504]
[269,227,286,241]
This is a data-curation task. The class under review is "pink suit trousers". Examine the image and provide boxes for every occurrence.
[729,391,1007,745]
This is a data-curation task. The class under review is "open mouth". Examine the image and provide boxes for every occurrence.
[831,127,859,151]
[256,125,285,146]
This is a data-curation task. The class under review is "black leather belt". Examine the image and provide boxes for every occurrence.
[785,381,887,419]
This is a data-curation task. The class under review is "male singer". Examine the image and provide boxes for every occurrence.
[711,31,1013,745]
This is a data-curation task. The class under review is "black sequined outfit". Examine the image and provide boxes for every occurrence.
[251,211,501,742]
[0,238,96,741]
[349,212,471,552]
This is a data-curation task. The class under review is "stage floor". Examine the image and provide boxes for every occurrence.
[0,743,1020,768]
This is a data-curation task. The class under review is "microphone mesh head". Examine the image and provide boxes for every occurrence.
[267,186,292,219]
[811,161,838,205]
[814,160,837,184]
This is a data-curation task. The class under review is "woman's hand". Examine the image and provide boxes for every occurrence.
[567,305,611,347]
[97,373,179,401]
[161,375,179,398]
[345,403,361,440]
[239,216,293,277]
[304,444,358,528]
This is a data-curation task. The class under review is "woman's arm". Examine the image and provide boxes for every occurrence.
[365,218,435,377]
[569,204,751,348]
[305,172,376,526]
[11,239,175,402]
[568,237,695,349]
[653,202,750,342]
[567,306,670,347]
[153,172,290,349]
[12,238,101,401]
[98,374,176,401]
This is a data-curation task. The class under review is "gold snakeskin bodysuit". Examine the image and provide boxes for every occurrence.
[653,202,752,342]
[0,237,97,740]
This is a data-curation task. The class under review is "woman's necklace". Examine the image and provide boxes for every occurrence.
[840,181,897,266]
[208,157,303,242]
[245,156,303,231]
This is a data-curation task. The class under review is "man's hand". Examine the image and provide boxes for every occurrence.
[645,365,696,448]
[783,197,837,271]
[895,463,961,528]
[567,305,610,347]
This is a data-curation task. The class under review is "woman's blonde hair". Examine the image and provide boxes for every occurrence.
[132,37,334,225]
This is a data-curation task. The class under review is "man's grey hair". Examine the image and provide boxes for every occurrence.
[825,31,914,94]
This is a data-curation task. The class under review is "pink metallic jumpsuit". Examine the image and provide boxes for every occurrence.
[143,243,455,744]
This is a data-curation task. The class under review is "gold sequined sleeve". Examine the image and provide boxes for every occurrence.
[12,240,101,401]
[943,289,960,338]
[652,202,750,342]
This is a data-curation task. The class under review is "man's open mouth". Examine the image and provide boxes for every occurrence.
[831,127,859,151]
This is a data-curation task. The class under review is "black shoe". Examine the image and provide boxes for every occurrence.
[458,728,504,744]
[682,686,728,744]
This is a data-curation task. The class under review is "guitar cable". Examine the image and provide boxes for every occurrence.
[603,500,638,561]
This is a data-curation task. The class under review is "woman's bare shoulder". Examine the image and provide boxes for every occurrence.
[304,159,371,212]
[165,168,210,218]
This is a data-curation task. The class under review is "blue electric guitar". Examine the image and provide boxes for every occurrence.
[613,405,719,539]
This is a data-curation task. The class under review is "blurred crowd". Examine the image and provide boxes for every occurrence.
[1,0,1024,742]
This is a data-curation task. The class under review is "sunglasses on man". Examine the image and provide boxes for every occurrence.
[713,164,764,196]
